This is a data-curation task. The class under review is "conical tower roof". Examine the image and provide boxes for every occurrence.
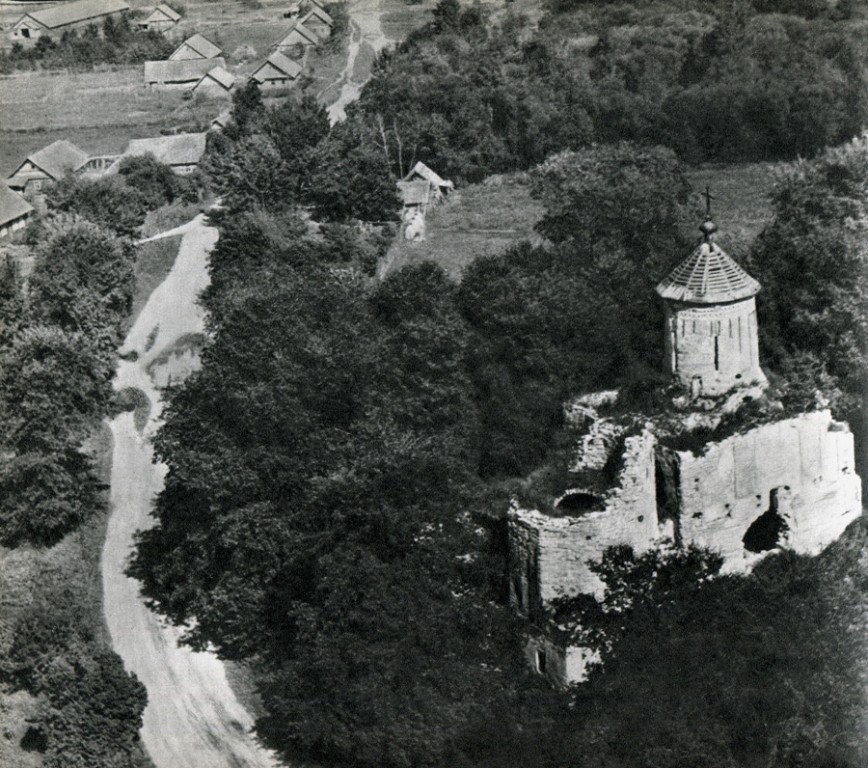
[656,222,760,304]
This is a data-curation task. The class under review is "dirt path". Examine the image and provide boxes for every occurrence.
[327,0,390,124]
[101,215,280,768]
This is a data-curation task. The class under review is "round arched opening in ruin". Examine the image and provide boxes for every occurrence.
[555,492,603,515]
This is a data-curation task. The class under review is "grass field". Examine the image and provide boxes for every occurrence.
[381,162,783,282]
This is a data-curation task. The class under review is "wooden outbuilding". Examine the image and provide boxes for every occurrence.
[9,0,130,43]
[137,4,181,32]
[299,5,333,39]
[144,57,226,89]
[274,19,319,50]
[192,66,235,98]
[403,161,454,202]
[0,184,33,239]
[250,51,301,89]
[211,109,232,130]
[169,32,222,61]
[107,133,208,175]
[7,140,89,196]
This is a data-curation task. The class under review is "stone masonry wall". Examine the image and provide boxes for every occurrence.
[668,409,862,571]
[509,430,659,610]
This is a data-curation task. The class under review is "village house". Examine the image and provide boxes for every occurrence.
[0,184,33,239]
[404,161,454,203]
[274,19,319,52]
[7,140,89,196]
[144,57,226,89]
[299,5,333,39]
[169,32,222,61]
[9,0,130,43]
[192,66,235,98]
[396,162,454,240]
[250,51,302,90]
[136,4,181,33]
[211,109,232,131]
[108,133,208,175]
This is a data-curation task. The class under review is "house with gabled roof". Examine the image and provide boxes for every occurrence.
[137,4,181,33]
[274,19,319,51]
[7,140,89,196]
[211,109,232,131]
[250,51,302,89]
[107,133,208,175]
[403,161,454,202]
[169,32,222,61]
[145,57,226,89]
[192,66,235,98]
[0,184,33,239]
[299,5,333,39]
[9,0,130,43]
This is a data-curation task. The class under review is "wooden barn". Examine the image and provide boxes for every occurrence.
[404,161,454,203]
[192,66,235,98]
[274,19,319,51]
[108,133,208,175]
[137,4,181,33]
[9,0,130,44]
[7,140,89,196]
[299,5,333,39]
[211,109,232,131]
[250,52,301,90]
[0,184,33,239]
[169,32,222,61]
[144,57,226,89]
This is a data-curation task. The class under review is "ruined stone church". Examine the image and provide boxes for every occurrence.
[508,215,863,686]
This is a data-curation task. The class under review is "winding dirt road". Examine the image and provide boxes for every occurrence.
[101,215,280,768]
[327,0,391,124]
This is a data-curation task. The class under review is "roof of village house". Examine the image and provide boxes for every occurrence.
[0,183,33,226]
[22,0,130,30]
[301,5,333,26]
[252,51,302,80]
[656,223,761,304]
[397,180,431,207]
[10,140,89,180]
[171,32,222,59]
[149,4,181,22]
[196,65,235,90]
[113,133,208,169]
[404,161,453,190]
[145,56,225,83]
[277,19,320,46]
[211,108,232,128]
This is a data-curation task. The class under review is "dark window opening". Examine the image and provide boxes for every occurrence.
[743,490,789,553]
[22,28,30,38]
[21,727,47,753]
[556,492,603,514]
[714,336,719,371]
[536,649,547,675]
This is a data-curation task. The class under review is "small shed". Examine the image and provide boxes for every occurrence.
[404,161,454,203]
[192,66,235,98]
[397,180,431,219]
[169,32,222,61]
[108,133,208,175]
[7,140,89,196]
[299,6,333,39]
[144,57,226,89]
[137,4,181,32]
[250,51,302,89]
[0,184,33,239]
[274,19,319,50]
[211,109,232,130]
[9,0,130,43]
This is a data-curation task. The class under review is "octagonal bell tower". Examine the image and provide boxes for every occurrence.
[655,216,766,398]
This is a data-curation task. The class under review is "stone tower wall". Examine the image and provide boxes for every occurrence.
[508,430,659,611]
[666,409,862,570]
[664,297,764,396]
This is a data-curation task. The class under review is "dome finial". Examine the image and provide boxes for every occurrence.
[700,185,717,243]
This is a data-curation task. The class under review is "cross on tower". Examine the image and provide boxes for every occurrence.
[702,185,715,219]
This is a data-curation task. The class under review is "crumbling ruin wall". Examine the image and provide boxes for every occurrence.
[667,410,862,571]
[508,430,659,610]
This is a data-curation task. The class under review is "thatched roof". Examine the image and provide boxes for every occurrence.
[149,4,181,22]
[196,65,235,90]
[301,5,333,26]
[276,19,319,46]
[111,132,207,169]
[170,33,222,60]
[15,140,89,180]
[145,57,225,83]
[656,239,761,304]
[24,0,129,29]
[0,184,33,227]
[252,51,302,81]
[404,161,453,190]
